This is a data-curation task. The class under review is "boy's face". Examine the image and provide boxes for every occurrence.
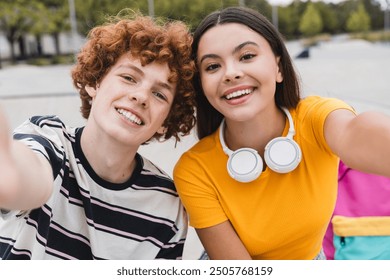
[86,53,176,146]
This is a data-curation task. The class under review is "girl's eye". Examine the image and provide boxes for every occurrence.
[204,63,220,72]
[241,53,256,61]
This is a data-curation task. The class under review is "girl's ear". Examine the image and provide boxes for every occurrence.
[276,57,283,83]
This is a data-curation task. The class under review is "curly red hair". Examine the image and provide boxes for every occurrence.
[71,13,195,142]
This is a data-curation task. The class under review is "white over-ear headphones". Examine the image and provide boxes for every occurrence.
[219,107,302,183]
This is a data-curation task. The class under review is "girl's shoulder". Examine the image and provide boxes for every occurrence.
[295,95,354,120]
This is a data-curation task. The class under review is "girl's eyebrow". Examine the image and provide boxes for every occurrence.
[199,54,219,64]
[199,41,259,64]
[234,41,259,53]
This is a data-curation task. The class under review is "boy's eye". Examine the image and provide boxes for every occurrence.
[122,75,136,83]
[153,91,167,101]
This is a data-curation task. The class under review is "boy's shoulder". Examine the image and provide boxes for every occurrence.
[137,154,178,194]
[13,115,78,145]
[29,115,65,127]
[14,115,72,135]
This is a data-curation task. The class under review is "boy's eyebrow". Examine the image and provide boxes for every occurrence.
[118,63,144,76]
[199,41,259,64]
[157,81,174,92]
[118,63,173,92]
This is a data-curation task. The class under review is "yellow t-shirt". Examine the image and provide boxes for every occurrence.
[174,96,355,260]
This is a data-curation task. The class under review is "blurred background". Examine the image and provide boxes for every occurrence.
[0,0,389,259]
[0,0,389,67]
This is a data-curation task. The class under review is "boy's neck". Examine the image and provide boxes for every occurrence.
[80,125,139,184]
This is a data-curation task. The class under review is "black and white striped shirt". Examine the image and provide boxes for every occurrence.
[0,116,187,259]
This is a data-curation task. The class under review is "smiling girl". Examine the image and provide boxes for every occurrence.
[173,6,390,260]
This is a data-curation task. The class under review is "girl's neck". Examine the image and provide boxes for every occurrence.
[223,108,286,156]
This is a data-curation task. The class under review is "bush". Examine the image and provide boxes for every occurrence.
[350,31,390,42]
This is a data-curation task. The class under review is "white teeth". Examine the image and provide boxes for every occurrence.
[117,108,143,125]
[225,89,253,100]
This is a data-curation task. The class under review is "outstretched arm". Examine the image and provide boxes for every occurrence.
[325,109,390,177]
[196,220,252,260]
[0,108,53,211]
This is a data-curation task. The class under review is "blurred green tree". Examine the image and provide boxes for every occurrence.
[299,2,323,36]
[0,0,45,61]
[346,2,371,32]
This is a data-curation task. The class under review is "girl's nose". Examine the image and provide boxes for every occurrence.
[223,63,243,83]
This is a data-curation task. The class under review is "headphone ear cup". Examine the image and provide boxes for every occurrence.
[264,137,302,173]
[227,148,263,183]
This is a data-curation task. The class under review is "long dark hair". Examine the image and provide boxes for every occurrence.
[192,6,301,139]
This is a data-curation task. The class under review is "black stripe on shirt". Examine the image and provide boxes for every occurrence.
[59,175,180,246]
[25,208,93,259]
[156,238,185,259]
[45,221,93,259]
[30,115,64,129]
[83,196,178,247]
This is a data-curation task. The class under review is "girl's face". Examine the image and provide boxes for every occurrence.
[197,23,283,122]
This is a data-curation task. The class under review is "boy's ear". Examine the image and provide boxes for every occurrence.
[85,85,97,98]
[157,126,167,135]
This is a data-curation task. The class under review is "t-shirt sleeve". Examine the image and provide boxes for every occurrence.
[12,116,64,178]
[297,96,356,155]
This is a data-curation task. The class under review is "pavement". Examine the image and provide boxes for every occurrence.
[0,37,389,259]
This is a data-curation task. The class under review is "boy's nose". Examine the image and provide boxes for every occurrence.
[128,89,148,108]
